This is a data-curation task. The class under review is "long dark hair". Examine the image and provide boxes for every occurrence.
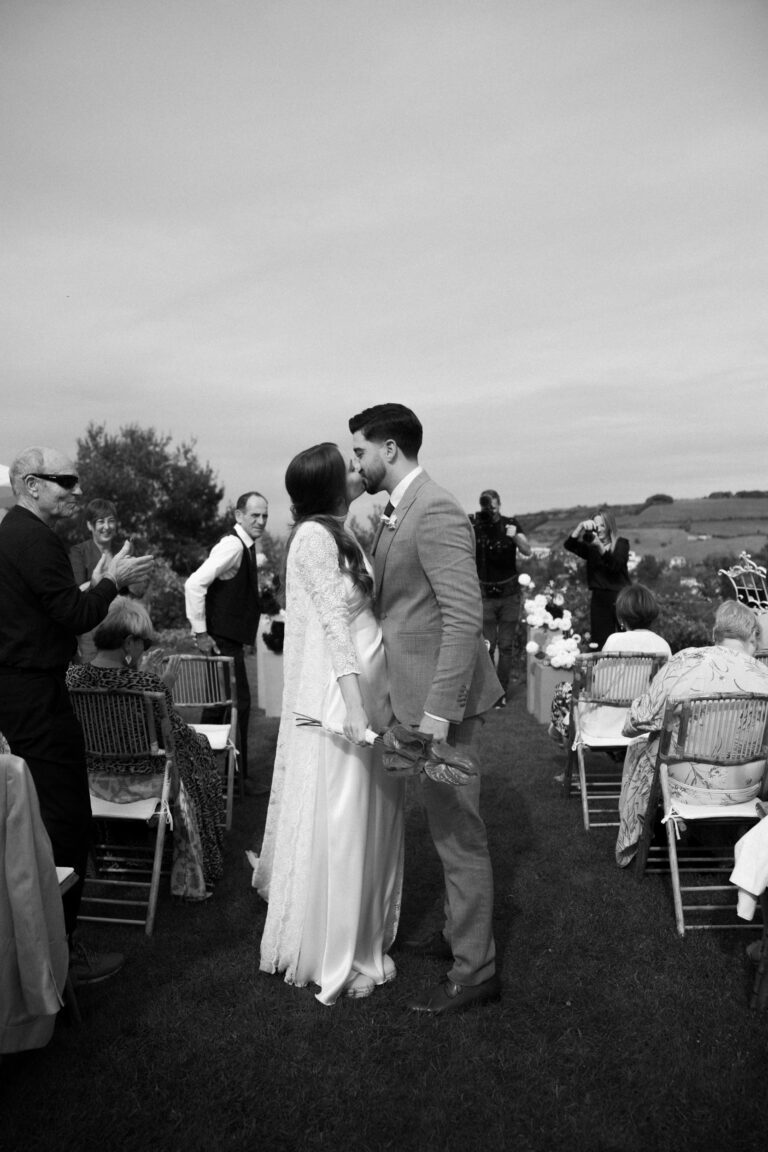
[284,442,372,596]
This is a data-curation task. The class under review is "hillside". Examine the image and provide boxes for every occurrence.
[522,496,768,563]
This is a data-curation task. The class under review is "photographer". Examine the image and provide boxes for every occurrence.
[470,489,531,708]
[564,508,630,648]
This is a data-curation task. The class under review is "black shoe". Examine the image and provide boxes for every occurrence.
[408,974,501,1016]
[398,930,453,961]
[493,695,507,710]
[69,940,124,986]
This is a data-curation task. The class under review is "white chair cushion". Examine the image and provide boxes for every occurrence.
[190,723,232,751]
[90,796,160,821]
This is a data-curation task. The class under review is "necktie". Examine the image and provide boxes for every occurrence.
[383,500,394,518]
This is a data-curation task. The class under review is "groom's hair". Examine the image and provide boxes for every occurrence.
[348,403,423,459]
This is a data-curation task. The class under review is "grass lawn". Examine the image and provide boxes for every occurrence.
[2,687,766,1152]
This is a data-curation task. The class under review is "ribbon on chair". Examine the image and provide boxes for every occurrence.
[661,805,686,840]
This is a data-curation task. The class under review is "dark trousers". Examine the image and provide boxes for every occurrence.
[204,636,251,778]
[590,589,620,650]
[0,668,91,935]
[481,592,520,696]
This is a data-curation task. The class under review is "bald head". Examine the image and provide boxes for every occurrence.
[10,446,82,525]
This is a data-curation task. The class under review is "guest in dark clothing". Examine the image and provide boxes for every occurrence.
[564,508,631,648]
[0,446,153,984]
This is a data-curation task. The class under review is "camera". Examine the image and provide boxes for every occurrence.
[475,494,495,525]
[582,530,595,543]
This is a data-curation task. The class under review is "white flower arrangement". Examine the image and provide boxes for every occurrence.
[524,594,572,634]
[543,634,582,669]
[518,573,533,588]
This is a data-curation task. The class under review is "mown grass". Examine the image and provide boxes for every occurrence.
[2,688,766,1152]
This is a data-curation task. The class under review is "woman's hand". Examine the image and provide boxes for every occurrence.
[343,702,370,745]
[141,647,166,678]
[161,654,181,690]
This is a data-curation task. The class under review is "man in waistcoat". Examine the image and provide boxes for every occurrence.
[184,492,267,792]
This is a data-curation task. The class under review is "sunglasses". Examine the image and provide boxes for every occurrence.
[25,473,80,490]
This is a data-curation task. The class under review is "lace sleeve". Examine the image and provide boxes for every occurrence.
[291,523,359,679]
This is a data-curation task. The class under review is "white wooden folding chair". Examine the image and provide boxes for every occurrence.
[562,653,668,831]
[635,693,768,935]
[164,654,239,830]
[69,688,177,936]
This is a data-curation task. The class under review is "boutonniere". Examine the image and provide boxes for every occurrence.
[380,512,398,530]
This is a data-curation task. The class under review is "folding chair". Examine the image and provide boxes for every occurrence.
[635,693,768,935]
[562,653,668,831]
[69,688,177,936]
[164,654,239,830]
[718,553,768,611]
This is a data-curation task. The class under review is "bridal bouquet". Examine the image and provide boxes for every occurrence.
[294,715,478,786]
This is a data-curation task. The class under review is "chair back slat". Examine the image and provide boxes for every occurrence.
[573,653,667,705]
[718,556,768,610]
[166,655,234,708]
[69,688,173,767]
[662,694,768,768]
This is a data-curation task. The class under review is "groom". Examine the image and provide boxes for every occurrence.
[349,403,502,1015]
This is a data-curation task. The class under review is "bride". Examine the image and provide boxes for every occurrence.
[252,442,404,1004]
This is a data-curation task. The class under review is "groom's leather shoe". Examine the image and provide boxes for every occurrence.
[398,931,453,961]
[408,974,501,1016]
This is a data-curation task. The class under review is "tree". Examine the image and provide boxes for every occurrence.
[644,493,673,505]
[64,423,226,574]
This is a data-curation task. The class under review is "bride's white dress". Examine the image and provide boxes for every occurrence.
[253,520,404,1005]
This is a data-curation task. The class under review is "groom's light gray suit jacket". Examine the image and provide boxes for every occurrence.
[372,471,502,727]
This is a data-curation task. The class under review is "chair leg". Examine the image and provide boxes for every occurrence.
[635,766,661,879]
[145,810,168,937]
[225,746,235,831]
[660,770,686,936]
[577,745,590,832]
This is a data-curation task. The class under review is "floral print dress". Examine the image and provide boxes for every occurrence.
[66,663,225,899]
[615,645,768,866]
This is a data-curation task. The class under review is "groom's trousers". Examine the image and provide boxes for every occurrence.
[421,714,496,987]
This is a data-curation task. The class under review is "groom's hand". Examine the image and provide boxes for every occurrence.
[418,714,450,743]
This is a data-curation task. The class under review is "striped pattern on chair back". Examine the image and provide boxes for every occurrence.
[167,655,235,709]
[661,693,768,769]
[69,688,172,767]
[572,652,668,706]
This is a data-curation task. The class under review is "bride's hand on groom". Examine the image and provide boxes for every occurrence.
[343,703,370,745]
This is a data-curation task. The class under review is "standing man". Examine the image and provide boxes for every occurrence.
[350,403,502,1016]
[470,489,531,708]
[0,447,153,982]
[184,492,268,793]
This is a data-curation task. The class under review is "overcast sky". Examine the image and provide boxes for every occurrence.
[2,0,766,536]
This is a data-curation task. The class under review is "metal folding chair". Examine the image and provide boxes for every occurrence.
[164,654,239,830]
[70,688,177,936]
[635,693,768,935]
[562,653,668,831]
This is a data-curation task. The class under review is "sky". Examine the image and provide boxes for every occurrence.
[2,0,767,537]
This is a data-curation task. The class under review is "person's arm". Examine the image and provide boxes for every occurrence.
[184,535,243,649]
[514,526,532,558]
[292,524,366,742]
[23,532,118,635]
[69,543,88,587]
[621,655,679,738]
[414,492,485,728]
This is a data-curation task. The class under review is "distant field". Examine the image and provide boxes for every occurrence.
[525,495,768,562]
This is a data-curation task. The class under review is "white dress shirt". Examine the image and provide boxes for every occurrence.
[388,466,423,510]
[184,523,255,634]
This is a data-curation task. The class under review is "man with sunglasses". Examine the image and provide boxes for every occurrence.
[0,446,154,985]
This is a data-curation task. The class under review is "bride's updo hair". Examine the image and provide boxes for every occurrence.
[285,442,372,596]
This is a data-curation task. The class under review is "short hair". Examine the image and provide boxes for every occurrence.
[9,447,46,495]
[480,489,500,503]
[235,491,267,511]
[92,596,156,650]
[85,498,117,522]
[348,404,423,459]
[712,599,760,646]
[615,584,660,631]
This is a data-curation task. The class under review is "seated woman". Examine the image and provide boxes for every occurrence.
[616,599,768,867]
[66,597,224,900]
[549,584,671,744]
